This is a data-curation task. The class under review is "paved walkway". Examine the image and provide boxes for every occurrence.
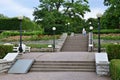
[0,52,111,80]
[22,52,95,61]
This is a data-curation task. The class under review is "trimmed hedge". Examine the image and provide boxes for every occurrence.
[93,29,120,34]
[0,18,42,31]
[106,44,120,61]
[0,31,43,37]
[0,45,13,58]
[110,59,120,80]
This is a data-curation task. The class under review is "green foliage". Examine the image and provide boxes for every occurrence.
[93,33,120,40]
[110,59,120,80]
[0,31,43,37]
[30,35,60,41]
[93,29,120,34]
[0,14,8,19]
[0,17,42,31]
[103,0,120,29]
[33,0,90,34]
[27,44,48,48]
[0,45,13,58]
[106,44,120,61]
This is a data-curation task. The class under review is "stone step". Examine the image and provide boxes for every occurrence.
[30,61,95,72]
[33,61,95,63]
[33,63,95,66]
[61,34,88,51]
[32,66,95,69]
[30,68,95,72]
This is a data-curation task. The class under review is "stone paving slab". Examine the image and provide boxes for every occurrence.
[0,72,111,80]
[22,52,95,61]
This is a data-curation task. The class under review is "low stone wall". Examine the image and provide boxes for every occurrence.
[30,33,68,52]
[31,48,53,52]
[55,33,68,52]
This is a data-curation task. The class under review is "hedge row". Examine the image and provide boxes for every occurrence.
[110,59,120,80]
[93,29,120,34]
[0,45,13,58]
[0,18,41,31]
[0,30,43,37]
[106,44,120,61]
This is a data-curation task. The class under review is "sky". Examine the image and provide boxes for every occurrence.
[0,0,108,20]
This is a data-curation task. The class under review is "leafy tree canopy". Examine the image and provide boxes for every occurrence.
[103,0,120,29]
[33,0,90,34]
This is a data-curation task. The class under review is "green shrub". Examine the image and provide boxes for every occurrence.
[110,59,120,80]
[27,44,48,48]
[0,45,13,58]
[0,18,42,31]
[93,29,120,34]
[0,31,43,37]
[106,44,120,61]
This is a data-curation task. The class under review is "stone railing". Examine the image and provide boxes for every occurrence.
[55,33,68,52]
[0,53,19,73]
[95,53,109,75]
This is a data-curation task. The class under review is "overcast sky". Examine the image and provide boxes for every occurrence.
[0,0,107,20]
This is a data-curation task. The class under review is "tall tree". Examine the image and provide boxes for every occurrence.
[103,0,120,29]
[33,0,90,34]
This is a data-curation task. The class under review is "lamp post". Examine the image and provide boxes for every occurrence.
[18,16,23,53]
[89,22,92,26]
[89,26,93,43]
[90,26,93,32]
[96,13,102,53]
[52,27,56,52]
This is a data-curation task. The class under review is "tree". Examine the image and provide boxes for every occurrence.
[33,0,90,34]
[0,14,8,19]
[103,0,120,29]
[85,18,98,31]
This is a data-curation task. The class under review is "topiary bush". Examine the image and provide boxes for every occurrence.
[110,59,120,80]
[106,44,120,61]
[0,45,13,58]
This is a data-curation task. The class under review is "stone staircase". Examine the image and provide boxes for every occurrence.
[29,34,95,73]
[61,34,88,52]
[30,60,95,72]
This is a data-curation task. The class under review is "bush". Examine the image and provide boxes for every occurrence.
[93,29,120,34]
[0,31,43,37]
[110,59,120,80]
[106,44,120,61]
[93,34,120,40]
[0,17,42,31]
[0,45,13,58]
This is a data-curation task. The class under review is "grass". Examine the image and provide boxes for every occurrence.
[93,34,120,40]
[27,44,50,48]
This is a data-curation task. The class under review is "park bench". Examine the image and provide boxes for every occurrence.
[95,53,109,75]
[13,44,31,53]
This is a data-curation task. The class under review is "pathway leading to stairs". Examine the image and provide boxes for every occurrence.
[0,52,111,80]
